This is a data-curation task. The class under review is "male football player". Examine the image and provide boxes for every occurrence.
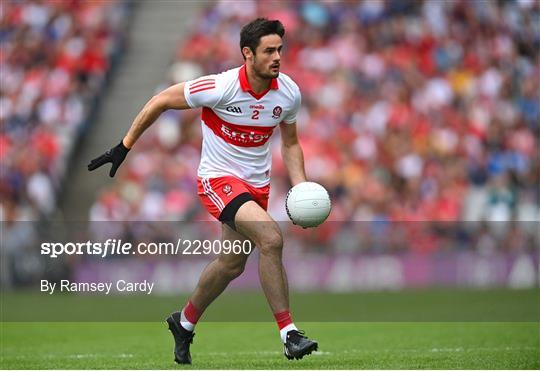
[88,18,317,364]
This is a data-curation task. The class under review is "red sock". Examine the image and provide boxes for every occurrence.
[274,310,293,330]
[183,300,202,324]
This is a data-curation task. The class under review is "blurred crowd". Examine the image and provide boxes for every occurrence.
[2,1,538,257]
[89,0,539,253]
[0,0,130,221]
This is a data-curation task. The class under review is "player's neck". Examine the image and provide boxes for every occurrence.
[245,65,271,94]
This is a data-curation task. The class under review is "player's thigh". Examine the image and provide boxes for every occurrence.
[218,223,253,269]
[234,200,282,251]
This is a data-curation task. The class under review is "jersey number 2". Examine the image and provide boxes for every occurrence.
[251,110,260,120]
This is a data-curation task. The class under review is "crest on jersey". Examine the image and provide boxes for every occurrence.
[222,184,233,196]
[272,106,282,119]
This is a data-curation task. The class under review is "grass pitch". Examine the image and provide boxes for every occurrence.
[1,322,538,369]
[1,289,539,369]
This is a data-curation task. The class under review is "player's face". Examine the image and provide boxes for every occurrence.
[252,34,282,79]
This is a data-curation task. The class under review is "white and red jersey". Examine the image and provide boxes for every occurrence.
[184,65,301,187]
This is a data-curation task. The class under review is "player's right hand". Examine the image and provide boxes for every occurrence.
[87,141,130,177]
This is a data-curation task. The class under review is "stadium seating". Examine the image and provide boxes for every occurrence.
[0,0,131,220]
[3,1,538,253]
[89,1,538,252]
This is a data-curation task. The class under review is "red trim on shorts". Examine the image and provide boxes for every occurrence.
[198,176,270,220]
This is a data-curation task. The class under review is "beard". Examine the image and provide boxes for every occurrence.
[253,59,279,79]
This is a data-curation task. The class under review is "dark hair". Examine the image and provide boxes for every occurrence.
[240,18,285,60]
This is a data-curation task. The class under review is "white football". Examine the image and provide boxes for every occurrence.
[285,182,331,228]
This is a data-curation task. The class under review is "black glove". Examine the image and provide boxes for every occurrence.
[87,141,130,177]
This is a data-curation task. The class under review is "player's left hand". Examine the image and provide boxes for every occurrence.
[87,141,130,177]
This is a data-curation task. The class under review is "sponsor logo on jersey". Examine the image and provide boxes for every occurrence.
[222,184,233,196]
[202,107,276,147]
[272,106,282,119]
[226,106,242,113]
[221,124,272,145]
[249,104,265,109]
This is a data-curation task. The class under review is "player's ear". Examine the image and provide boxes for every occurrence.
[242,46,253,62]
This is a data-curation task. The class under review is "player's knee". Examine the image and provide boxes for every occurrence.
[226,264,245,279]
[228,263,246,279]
[258,230,283,255]
[220,259,246,279]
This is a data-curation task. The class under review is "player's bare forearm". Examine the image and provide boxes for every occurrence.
[123,83,189,148]
[281,141,307,186]
[280,122,306,185]
[284,146,306,185]
[123,97,165,148]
